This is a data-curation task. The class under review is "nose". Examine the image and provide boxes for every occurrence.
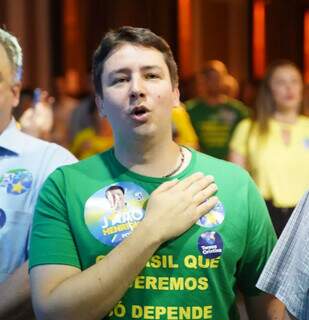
[129,76,146,99]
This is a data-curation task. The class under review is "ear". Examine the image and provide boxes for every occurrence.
[95,95,106,117]
[172,87,180,108]
[11,82,21,109]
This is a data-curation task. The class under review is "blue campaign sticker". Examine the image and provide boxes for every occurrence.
[304,138,309,149]
[198,231,223,259]
[0,169,32,195]
[84,182,149,247]
[0,208,6,229]
[196,201,225,228]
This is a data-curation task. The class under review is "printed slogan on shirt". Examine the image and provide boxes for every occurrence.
[96,253,222,319]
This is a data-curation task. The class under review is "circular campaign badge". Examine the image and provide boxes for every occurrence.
[84,182,149,246]
[0,169,32,195]
[196,201,225,228]
[198,231,223,259]
[0,209,6,229]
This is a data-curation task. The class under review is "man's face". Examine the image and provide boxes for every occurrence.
[203,69,224,96]
[106,188,125,211]
[98,44,179,140]
[0,44,20,130]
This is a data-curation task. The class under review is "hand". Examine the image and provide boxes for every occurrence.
[38,90,55,107]
[142,172,218,244]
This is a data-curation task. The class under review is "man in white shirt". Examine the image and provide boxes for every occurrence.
[0,28,77,319]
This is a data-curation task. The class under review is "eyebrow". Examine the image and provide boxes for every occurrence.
[141,65,163,72]
[109,65,163,76]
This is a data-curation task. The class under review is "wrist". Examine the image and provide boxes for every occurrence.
[135,217,164,249]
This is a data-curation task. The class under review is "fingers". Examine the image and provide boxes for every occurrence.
[172,172,207,191]
[186,175,215,198]
[40,90,55,105]
[154,173,215,200]
[40,90,49,102]
[153,179,179,194]
[196,196,218,217]
[193,182,218,205]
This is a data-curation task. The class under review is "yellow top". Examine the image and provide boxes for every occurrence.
[172,105,199,149]
[230,116,309,207]
[70,127,114,160]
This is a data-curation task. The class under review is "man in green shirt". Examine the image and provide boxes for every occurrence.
[29,27,283,319]
[186,60,248,159]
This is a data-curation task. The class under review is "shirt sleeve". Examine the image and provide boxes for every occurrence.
[256,190,309,320]
[26,144,77,253]
[236,176,277,296]
[49,144,78,170]
[229,119,252,156]
[29,168,81,270]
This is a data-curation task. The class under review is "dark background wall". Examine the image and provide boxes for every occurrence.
[1,0,309,96]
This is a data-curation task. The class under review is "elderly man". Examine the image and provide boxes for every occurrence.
[257,190,309,320]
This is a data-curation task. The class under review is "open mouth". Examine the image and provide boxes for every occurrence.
[129,106,150,123]
[130,106,149,116]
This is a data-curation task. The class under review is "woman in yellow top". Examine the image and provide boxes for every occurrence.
[229,60,309,236]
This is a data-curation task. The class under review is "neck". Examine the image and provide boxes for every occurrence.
[114,137,185,177]
[273,109,299,124]
[0,116,12,134]
[202,93,227,106]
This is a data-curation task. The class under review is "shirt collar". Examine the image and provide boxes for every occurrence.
[0,118,24,155]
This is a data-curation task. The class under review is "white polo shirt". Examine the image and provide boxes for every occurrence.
[0,119,77,282]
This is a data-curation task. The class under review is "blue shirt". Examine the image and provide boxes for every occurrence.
[0,119,77,282]
[257,190,309,320]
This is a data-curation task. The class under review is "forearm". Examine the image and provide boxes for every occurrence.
[0,261,35,320]
[32,220,161,320]
[31,174,218,320]
[245,294,285,320]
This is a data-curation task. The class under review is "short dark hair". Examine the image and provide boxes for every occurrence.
[92,26,178,98]
[105,185,125,196]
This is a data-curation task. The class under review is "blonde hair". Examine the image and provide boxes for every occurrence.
[0,28,23,82]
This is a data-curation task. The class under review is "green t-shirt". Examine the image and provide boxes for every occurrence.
[186,98,249,159]
[29,148,276,320]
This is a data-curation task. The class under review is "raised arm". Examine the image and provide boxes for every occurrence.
[30,173,218,320]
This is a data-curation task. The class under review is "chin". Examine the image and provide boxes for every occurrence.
[132,125,156,138]
[285,105,300,112]
[277,102,300,112]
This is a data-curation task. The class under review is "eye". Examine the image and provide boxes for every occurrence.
[112,76,129,85]
[145,72,160,80]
